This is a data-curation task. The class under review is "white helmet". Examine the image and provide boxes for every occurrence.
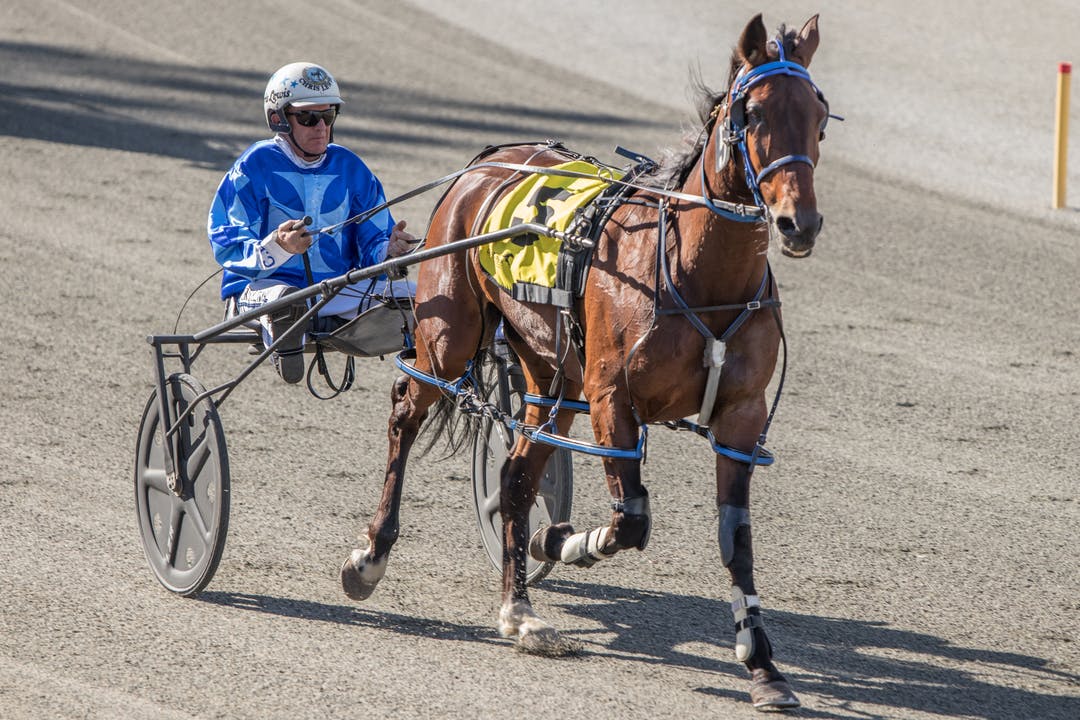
[263,62,344,133]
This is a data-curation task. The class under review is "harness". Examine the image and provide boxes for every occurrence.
[395,40,832,468]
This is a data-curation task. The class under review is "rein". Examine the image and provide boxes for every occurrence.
[312,39,836,240]
[309,156,767,242]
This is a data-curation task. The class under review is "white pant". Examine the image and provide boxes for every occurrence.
[234,277,415,346]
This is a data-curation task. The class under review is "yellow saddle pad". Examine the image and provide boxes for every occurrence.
[479,160,623,295]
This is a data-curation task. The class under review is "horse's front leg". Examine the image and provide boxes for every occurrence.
[715,403,800,711]
[530,394,652,567]
[340,373,436,601]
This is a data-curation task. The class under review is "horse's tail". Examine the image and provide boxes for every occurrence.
[415,346,488,459]
[415,308,501,459]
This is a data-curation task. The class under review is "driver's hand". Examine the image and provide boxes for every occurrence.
[387,220,418,257]
[276,218,313,254]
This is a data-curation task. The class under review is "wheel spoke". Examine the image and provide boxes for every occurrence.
[183,496,212,544]
[536,473,556,501]
[493,422,514,451]
[141,466,171,494]
[482,488,500,519]
[165,502,182,566]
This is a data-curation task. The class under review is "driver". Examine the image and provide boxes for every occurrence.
[208,61,416,383]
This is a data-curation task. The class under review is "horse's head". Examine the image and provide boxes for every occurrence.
[716,14,829,258]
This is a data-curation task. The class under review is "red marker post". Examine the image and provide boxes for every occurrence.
[1053,62,1071,209]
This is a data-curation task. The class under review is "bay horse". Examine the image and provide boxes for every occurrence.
[342,13,828,711]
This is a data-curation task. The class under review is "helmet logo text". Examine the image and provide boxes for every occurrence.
[266,88,292,105]
[300,67,333,93]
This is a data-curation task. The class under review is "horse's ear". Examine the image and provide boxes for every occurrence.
[738,13,769,67]
[791,15,820,68]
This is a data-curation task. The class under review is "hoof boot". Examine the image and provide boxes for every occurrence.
[528,522,574,562]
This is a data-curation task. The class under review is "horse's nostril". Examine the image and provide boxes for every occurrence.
[776,216,797,237]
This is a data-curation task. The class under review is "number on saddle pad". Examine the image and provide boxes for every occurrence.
[478,160,624,306]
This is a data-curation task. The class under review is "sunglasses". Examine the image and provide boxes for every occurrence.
[286,108,338,127]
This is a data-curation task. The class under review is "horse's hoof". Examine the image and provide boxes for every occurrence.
[340,548,386,601]
[750,670,800,712]
[517,623,567,655]
[498,599,579,656]
[498,598,536,637]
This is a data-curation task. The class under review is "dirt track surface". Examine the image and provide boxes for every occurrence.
[1,2,1077,719]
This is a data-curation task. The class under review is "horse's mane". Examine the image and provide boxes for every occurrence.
[651,24,798,189]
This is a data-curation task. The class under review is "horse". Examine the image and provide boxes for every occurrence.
[341,13,828,711]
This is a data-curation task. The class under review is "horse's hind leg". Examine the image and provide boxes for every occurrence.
[340,371,443,600]
[498,399,579,652]
[340,270,488,601]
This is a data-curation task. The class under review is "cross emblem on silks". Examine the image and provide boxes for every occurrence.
[508,184,574,247]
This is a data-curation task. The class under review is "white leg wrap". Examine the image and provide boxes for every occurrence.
[560,526,614,567]
[731,586,762,662]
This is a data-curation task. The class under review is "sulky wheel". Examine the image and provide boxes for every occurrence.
[134,373,229,597]
[471,353,573,585]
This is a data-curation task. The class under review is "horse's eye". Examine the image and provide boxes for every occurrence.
[746,106,764,125]
[819,130,826,141]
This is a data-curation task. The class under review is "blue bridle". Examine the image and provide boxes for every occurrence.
[702,37,832,222]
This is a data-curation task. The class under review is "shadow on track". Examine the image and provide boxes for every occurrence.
[201,579,1077,718]
[199,590,504,647]
[0,41,668,170]
[540,579,1079,720]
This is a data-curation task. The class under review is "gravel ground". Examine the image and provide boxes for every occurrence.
[0,2,1076,718]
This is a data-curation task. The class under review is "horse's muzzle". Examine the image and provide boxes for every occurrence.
[776,211,822,258]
